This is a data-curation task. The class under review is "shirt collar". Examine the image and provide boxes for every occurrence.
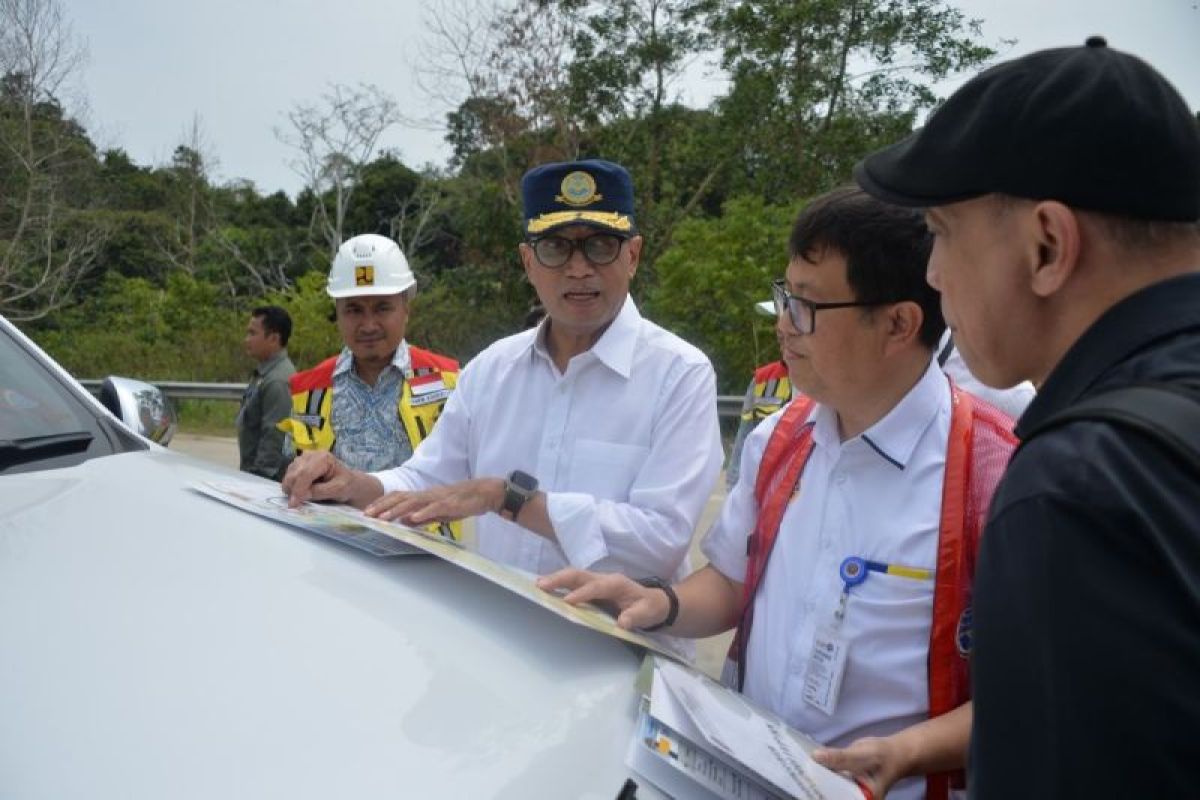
[812,358,948,470]
[524,295,641,379]
[1016,272,1200,438]
[255,349,289,377]
[333,340,411,378]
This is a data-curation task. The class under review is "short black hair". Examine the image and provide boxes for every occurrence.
[252,305,292,347]
[789,186,944,350]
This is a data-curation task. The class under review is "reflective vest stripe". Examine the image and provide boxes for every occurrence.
[729,395,816,689]
[743,361,793,423]
[307,387,326,418]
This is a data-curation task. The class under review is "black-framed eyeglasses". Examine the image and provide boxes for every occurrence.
[771,279,887,334]
[528,232,628,268]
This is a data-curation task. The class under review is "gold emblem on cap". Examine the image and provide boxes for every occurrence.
[355,265,375,286]
[556,171,602,207]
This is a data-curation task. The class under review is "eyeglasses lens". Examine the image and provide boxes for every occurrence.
[533,234,622,267]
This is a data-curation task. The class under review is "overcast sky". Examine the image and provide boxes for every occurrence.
[63,0,1200,197]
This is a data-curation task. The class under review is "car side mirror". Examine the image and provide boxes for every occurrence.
[99,377,178,446]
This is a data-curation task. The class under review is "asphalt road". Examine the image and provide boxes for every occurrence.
[170,432,736,678]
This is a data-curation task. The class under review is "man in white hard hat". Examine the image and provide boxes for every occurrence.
[283,159,723,591]
[278,235,460,529]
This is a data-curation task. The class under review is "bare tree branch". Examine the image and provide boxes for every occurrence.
[386,172,444,259]
[275,83,402,258]
[0,0,106,320]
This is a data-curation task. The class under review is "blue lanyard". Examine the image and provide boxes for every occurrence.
[834,556,934,624]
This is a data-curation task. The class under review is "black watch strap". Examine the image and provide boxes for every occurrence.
[501,470,538,520]
[636,576,679,632]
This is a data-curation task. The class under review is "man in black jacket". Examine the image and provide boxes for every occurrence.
[851,37,1200,799]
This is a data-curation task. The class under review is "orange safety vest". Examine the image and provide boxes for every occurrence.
[742,361,792,424]
[728,381,1017,800]
[278,345,461,540]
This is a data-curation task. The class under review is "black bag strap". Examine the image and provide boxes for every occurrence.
[1019,383,1200,473]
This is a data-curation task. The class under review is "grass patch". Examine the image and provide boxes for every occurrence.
[175,399,239,437]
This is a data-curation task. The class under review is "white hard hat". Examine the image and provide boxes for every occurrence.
[327,234,416,298]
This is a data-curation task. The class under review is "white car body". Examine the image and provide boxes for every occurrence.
[0,315,660,799]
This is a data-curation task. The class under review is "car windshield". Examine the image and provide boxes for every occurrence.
[0,322,143,473]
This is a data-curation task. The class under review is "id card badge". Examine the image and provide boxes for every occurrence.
[803,556,867,716]
[802,623,849,716]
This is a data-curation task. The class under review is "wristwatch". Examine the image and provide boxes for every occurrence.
[635,576,679,632]
[500,470,538,521]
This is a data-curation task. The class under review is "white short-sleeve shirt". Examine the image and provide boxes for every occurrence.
[702,360,953,800]
[374,296,724,582]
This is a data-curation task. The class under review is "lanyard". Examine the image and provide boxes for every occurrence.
[833,555,934,623]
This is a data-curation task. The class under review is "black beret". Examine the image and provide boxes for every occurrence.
[855,37,1200,221]
[521,159,637,236]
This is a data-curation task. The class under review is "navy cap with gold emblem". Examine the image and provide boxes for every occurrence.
[521,159,637,237]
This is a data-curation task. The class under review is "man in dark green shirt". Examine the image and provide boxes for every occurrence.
[238,305,296,480]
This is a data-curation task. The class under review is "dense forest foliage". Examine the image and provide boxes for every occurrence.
[3,0,1003,392]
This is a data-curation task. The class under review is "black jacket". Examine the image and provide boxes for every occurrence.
[970,272,1200,799]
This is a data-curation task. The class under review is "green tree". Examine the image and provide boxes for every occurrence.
[647,195,800,391]
[699,0,999,198]
[262,271,343,370]
[150,117,218,276]
[38,272,245,380]
[551,0,705,194]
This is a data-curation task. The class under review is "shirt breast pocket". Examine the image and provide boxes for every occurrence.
[846,571,936,656]
[567,439,650,501]
[853,570,934,603]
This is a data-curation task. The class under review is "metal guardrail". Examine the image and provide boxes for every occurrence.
[81,379,746,419]
[79,379,248,402]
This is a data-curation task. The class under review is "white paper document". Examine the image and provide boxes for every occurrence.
[628,657,865,800]
[191,479,426,557]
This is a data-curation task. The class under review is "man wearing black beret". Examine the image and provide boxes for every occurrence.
[855,37,1200,798]
[284,159,723,612]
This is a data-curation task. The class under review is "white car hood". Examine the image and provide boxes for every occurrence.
[0,451,650,798]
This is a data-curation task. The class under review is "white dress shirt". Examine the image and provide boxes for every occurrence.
[703,360,953,800]
[373,296,724,582]
[938,329,1035,421]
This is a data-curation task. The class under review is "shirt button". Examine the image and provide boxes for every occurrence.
[834,472,848,485]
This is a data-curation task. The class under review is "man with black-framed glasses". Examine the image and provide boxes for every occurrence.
[541,186,1019,799]
[283,159,723,608]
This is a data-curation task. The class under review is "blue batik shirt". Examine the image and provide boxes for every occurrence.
[330,342,414,472]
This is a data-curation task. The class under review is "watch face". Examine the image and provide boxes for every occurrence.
[509,470,538,491]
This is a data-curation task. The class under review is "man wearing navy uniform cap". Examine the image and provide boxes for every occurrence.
[284,159,723,592]
[855,37,1200,797]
